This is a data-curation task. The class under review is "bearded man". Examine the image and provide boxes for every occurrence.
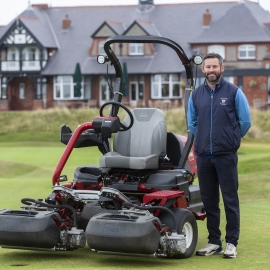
[187,53,251,259]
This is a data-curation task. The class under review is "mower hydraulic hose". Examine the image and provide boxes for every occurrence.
[123,202,177,232]
[186,170,195,184]
[21,198,77,227]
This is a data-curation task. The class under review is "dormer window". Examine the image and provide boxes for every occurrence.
[98,41,106,54]
[129,43,144,55]
[238,44,255,59]
[208,45,225,59]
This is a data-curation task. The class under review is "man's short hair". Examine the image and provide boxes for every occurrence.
[202,52,224,66]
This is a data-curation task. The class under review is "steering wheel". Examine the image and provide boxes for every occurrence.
[99,101,134,131]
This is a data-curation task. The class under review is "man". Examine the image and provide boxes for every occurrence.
[187,53,251,259]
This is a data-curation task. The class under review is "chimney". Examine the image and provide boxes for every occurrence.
[203,9,211,27]
[138,0,154,12]
[62,14,71,29]
[32,4,48,10]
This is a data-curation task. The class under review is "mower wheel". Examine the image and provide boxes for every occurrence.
[159,208,198,259]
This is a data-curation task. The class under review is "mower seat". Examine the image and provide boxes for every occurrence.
[99,108,167,170]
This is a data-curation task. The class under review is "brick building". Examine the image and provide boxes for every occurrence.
[0,0,270,111]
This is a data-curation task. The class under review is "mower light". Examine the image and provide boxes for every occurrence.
[97,55,109,64]
[192,55,203,65]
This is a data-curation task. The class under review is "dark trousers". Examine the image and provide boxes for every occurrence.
[197,153,239,247]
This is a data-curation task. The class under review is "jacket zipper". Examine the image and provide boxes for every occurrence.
[210,90,214,155]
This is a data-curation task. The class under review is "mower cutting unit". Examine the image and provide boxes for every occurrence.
[0,36,206,259]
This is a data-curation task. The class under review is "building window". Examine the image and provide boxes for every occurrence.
[129,43,144,55]
[19,83,25,99]
[208,45,225,59]
[42,48,48,60]
[151,74,181,98]
[99,41,105,54]
[196,76,234,86]
[21,47,41,70]
[196,77,205,87]
[130,80,144,102]
[7,47,18,60]
[99,76,113,102]
[36,78,47,100]
[29,48,36,60]
[54,75,85,100]
[22,47,39,61]
[238,44,255,59]
[223,76,234,84]
[0,77,7,99]
[83,76,92,99]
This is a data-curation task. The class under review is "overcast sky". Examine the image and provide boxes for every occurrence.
[0,0,269,26]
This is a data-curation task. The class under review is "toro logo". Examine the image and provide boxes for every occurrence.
[103,223,120,236]
[4,218,19,231]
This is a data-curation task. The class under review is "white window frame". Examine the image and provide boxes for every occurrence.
[53,75,84,100]
[42,48,48,61]
[197,76,234,85]
[36,78,47,100]
[208,45,225,59]
[28,48,36,61]
[223,76,234,84]
[151,74,182,99]
[19,83,25,99]
[99,76,114,105]
[98,41,105,54]
[83,76,92,99]
[129,43,144,55]
[130,80,144,101]
[238,44,255,59]
[7,47,19,60]
[22,46,40,61]
[0,77,7,99]
[22,46,41,71]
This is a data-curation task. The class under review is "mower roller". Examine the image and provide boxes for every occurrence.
[0,36,206,259]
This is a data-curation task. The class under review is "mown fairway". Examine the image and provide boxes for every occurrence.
[0,108,269,269]
[0,141,269,270]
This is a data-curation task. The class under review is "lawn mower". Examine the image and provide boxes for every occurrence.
[0,36,206,259]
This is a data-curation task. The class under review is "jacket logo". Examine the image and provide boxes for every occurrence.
[220,98,227,105]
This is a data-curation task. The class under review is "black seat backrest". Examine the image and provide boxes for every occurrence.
[166,132,184,167]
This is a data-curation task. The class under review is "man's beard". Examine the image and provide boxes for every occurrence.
[205,72,222,84]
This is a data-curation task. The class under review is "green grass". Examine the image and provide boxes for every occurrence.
[0,108,269,269]
[0,107,269,143]
[0,203,269,270]
[0,142,269,269]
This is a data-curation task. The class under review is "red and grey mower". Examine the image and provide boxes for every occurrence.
[0,36,205,259]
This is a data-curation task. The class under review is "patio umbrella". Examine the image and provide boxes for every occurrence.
[122,62,129,96]
[73,63,82,97]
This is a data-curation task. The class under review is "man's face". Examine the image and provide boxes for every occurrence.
[201,57,224,84]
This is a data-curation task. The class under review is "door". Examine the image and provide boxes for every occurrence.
[99,76,113,106]
[130,81,144,106]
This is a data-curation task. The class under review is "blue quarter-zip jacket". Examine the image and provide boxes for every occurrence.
[187,77,251,156]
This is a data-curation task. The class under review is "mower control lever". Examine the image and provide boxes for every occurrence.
[92,116,121,138]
